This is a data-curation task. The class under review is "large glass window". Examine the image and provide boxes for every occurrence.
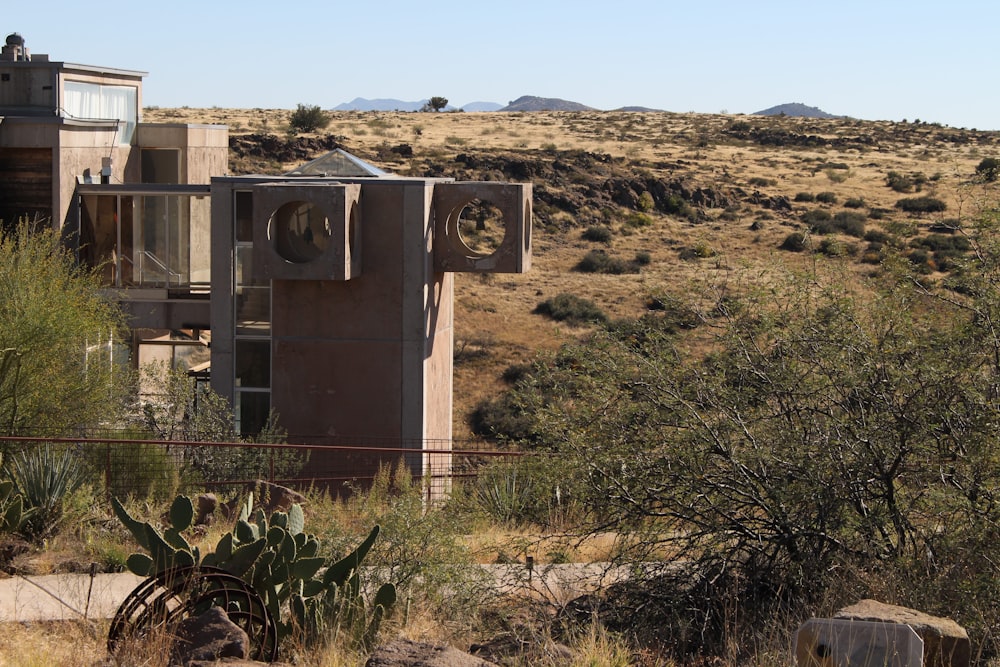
[80,192,202,288]
[233,190,271,437]
[63,81,138,144]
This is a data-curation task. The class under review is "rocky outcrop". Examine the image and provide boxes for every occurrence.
[835,599,970,667]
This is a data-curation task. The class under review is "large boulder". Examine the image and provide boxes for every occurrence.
[835,599,970,667]
[366,639,498,667]
[171,606,250,665]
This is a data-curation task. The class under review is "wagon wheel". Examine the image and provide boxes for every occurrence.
[107,564,278,662]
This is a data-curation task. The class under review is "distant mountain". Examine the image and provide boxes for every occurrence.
[614,106,666,112]
[501,95,595,112]
[334,98,427,112]
[333,97,504,112]
[753,103,841,119]
[461,101,504,112]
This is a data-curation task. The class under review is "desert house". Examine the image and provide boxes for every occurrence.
[0,34,532,487]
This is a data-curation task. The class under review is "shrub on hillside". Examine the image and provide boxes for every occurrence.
[582,225,613,243]
[896,196,946,214]
[816,191,838,204]
[780,232,809,252]
[975,157,999,182]
[574,249,639,274]
[832,211,867,237]
[534,293,608,325]
[794,192,816,203]
[289,103,330,133]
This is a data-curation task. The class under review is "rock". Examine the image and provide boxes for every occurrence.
[366,639,499,667]
[171,606,250,666]
[195,493,217,526]
[835,599,970,667]
[252,481,306,514]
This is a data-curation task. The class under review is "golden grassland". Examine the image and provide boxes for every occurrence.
[146,107,1000,440]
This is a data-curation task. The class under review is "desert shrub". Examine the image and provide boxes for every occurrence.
[913,233,971,254]
[637,191,655,212]
[624,211,653,228]
[574,250,638,274]
[868,207,890,220]
[825,168,849,183]
[976,157,999,182]
[886,171,915,192]
[815,191,838,204]
[534,293,608,325]
[864,229,891,244]
[907,248,933,272]
[501,363,532,385]
[779,232,808,251]
[582,225,613,243]
[844,197,866,209]
[896,196,947,214]
[801,208,832,230]
[93,440,180,501]
[832,211,867,237]
[794,192,816,203]
[929,218,962,233]
[288,103,330,133]
[748,177,774,187]
[487,245,1000,657]
[662,194,694,219]
[633,251,652,266]
[678,242,716,260]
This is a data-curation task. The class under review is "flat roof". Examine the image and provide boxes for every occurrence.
[0,60,146,78]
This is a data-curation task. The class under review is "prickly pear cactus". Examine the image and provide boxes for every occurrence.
[113,492,395,648]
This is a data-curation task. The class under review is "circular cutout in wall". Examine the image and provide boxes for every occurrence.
[269,201,331,263]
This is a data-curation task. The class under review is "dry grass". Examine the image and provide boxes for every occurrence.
[143,107,1000,438]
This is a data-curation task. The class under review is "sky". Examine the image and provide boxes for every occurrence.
[6,0,999,130]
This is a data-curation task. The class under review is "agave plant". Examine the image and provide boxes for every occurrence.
[7,444,85,539]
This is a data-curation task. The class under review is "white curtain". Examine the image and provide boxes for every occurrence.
[63,81,137,144]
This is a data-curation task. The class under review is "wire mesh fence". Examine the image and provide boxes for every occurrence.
[0,433,524,499]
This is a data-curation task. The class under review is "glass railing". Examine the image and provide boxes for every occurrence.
[73,184,212,292]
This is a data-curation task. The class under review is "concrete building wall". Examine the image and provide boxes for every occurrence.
[0,64,56,109]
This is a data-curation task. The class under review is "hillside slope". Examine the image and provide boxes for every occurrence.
[146,107,1000,439]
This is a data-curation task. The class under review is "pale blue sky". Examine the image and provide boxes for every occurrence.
[6,0,998,129]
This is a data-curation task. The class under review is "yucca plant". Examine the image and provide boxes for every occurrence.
[7,444,86,539]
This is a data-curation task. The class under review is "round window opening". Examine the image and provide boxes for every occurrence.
[454,199,504,257]
[270,201,331,263]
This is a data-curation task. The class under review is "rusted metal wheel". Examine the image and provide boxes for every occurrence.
[107,564,278,662]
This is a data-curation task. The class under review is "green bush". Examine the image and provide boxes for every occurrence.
[574,250,639,274]
[582,225,613,243]
[976,157,999,182]
[779,232,808,252]
[864,229,891,244]
[896,196,947,214]
[844,197,866,209]
[816,191,838,204]
[289,103,330,133]
[794,192,816,203]
[832,211,867,237]
[886,171,915,192]
[534,293,608,325]
[484,245,1000,656]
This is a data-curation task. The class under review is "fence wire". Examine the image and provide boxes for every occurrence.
[0,433,524,499]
